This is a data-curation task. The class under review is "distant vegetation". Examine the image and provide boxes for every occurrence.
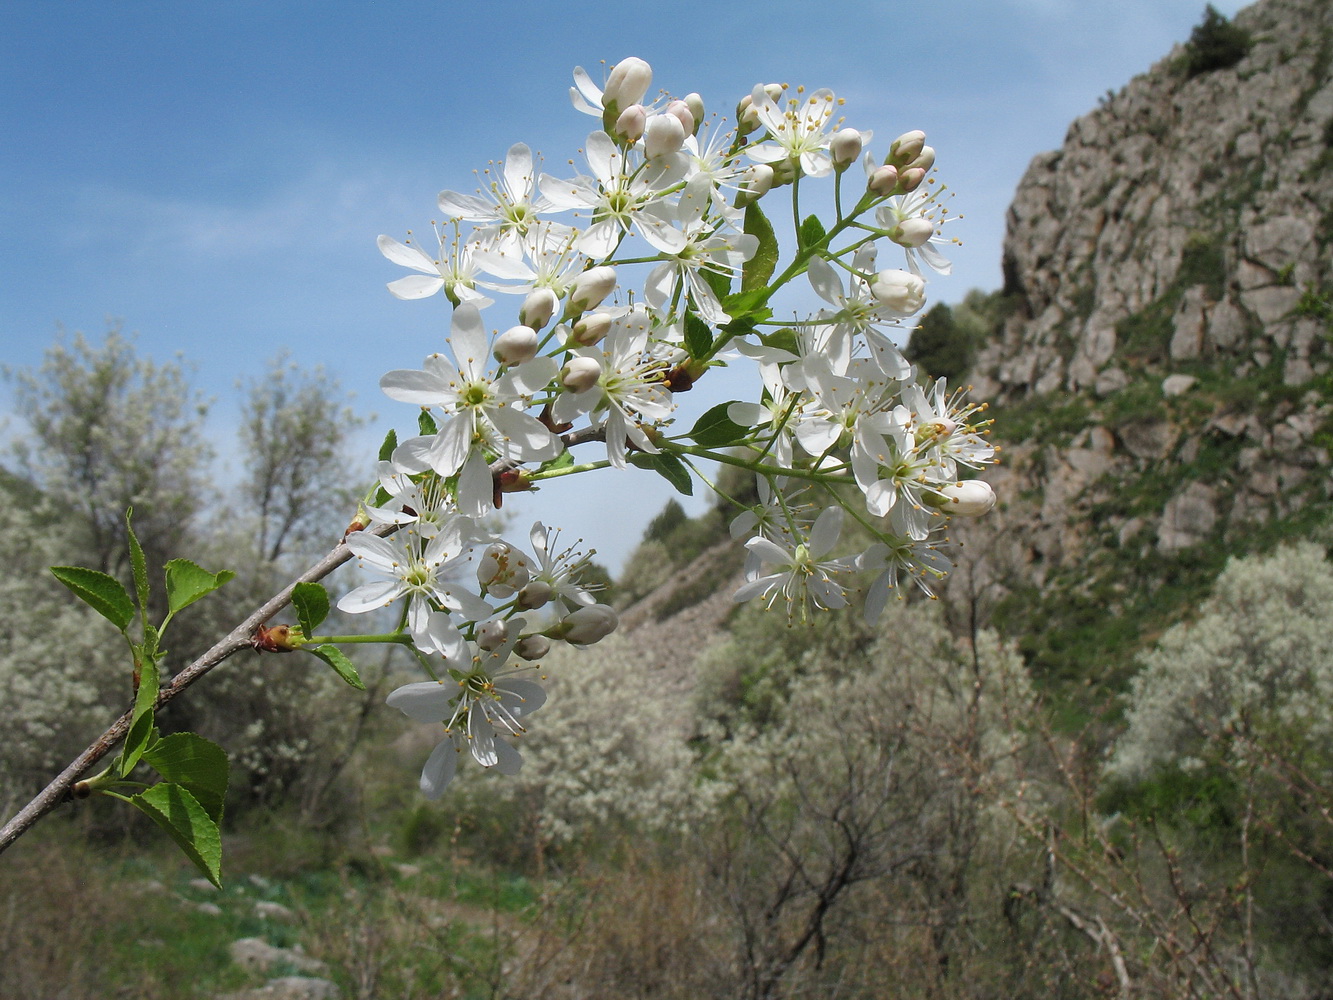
[1183,4,1252,78]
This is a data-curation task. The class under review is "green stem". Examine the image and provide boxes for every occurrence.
[305,633,416,646]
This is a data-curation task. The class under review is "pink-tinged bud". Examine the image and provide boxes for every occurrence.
[519,287,559,330]
[897,167,926,193]
[569,266,617,312]
[556,603,618,645]
[517,580,554,610]
[870,269,926,316]
[735,163,774,207]
[476,619,510,651]
[933,480,996,517]
[830,128,864,170]
[560,356,602,393]
[665,99,695,136]
[867,164,899,197]
[683,93,705,134]
[514,634,551,661]
[888,130,926,167]
[478,541,531,597]
[890,217,935,249]
[644,113,687,160]
[615,103,647,143]
[908,145,936,172]
[493,325,540,365]
[603,57,653,111]
[736,94,760,135]
[572,312,613,346]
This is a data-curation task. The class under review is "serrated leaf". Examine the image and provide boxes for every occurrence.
[702,267,731,305]
[310,645,366,690]
[292,581,330,636]
[130,783,222,888]
[684,313,713,360]
[126,510,149,617]
[742,203,779,292]
[798,213,827,251]
[378,427,398,463]
[629,452,693,496]
[164,559,235,614]
[418,410,438,435]
[721,290,772,325]
[690,402,749,448]
[143,732,229,823]
[50,566,135,632]
[119,655,160,777]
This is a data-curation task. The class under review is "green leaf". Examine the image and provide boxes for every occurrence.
[689,402,749,448]
[292,581,330,636]
[684,313,713,359]
[418,409,438,435]
[119,654,160,776]
[798,213,827,251]
[143,732,229,823]
[378,427,398,463]
[629,452,693,496]
[702,266,732,305]
[164,559,235,614]
[760,327,800,355]
[310,645,366,690]
[742,203,779,292]
[50,566,135,632]
[130,783,223,888]
[540,450,575,473]
[126,510,149,618]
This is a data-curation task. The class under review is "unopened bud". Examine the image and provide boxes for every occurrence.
[560,356,602,393]
[493,325,540,365]
[603,57,653,111]
[870,269,926,316]
[830,128,864,169]
[890,217,935,249]
[555,603,618,645]
[736,94,760,135]
[769,158,800,188]
[908,145,935,172]
[517,580,554,610]
[644,113,687,160]
[572,312,613,346]
[735,163,774,207]
[614,103,647,143]
[932,480,996,517]
[478,541,531,597]
[888,130,926,167]
[569,266,617,312]
[519,287,559,330]
[514,634,551,661]
[867,164,899,197]
[665,99,694,136]
[897,167,926,193]
[251,624,303,653]
[476,619,510,651]
[683,93,705,134]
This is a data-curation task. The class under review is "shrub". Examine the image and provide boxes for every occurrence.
[1183,5,1252,78]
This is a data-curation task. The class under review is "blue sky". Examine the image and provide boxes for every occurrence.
[0,0,1246,570]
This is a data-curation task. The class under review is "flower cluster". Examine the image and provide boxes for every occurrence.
[354,57,995,793]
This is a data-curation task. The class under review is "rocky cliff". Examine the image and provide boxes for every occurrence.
[958,0,1333,682]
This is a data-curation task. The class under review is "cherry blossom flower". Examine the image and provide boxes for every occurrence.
[733,506,856,618]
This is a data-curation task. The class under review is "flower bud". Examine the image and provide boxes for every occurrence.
[870,269,926,316]
[569,265,617,312]
[572,312,613,346]
[476,619,510,651]
[933,480,996,517]
[664,99,695,136]
[866,164,899,197]
[603,57,653,111]
[514,634,551,661]
[888,130,926,167]
[644,113,687,160]
[768,158,800,189]
[560,356,602,393]
[908,145,936,173]
[614,103,647,143]
[556,603,619,645]
[519,287,559,330]
[683,93,705,134]
[251,623,303,653]
[492,325,540,365]
[735,163,774,207]
[478,541,531,597]
[736,94,760,135]
[830,128,864,170]
[517,579,554,610]
[890,217,935,249]
[897,167,926,193]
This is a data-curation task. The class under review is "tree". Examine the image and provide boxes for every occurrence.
[1183,5,1251,78]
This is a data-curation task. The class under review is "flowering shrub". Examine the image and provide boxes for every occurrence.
[6,56,998,883]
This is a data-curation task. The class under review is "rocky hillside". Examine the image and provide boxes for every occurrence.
[960,0,1333,685]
